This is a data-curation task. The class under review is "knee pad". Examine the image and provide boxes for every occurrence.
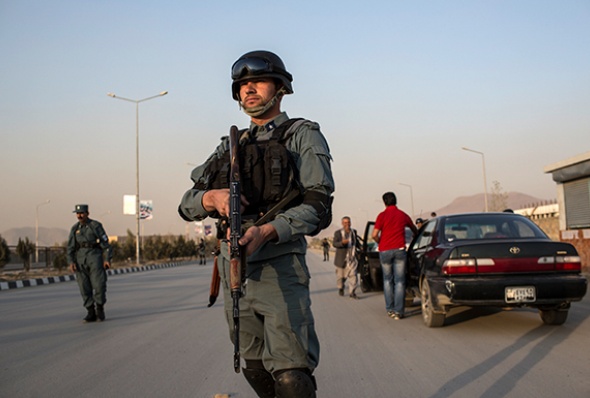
[274,368,317,398]
[242,360,275,398]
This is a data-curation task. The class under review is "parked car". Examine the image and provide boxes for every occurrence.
[406,212,587,327]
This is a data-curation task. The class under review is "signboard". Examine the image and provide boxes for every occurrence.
[140,200,153,220]
[124,196,153,220]
[194,221,204,235]
[123,195,136,215]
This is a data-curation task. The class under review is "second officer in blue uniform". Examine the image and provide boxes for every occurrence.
[67,204,113,322]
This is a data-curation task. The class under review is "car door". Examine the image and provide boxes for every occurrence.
[407,220,436,288]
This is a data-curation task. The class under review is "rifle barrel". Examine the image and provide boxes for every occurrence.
[228,125,243,373]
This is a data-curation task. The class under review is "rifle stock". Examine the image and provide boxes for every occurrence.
[228,125,245,373]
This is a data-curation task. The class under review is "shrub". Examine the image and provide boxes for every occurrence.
[0,235,10,269]
[53,250,68,270]
[16,237,35,272]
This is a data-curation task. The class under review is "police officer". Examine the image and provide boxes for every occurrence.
[67,204,112,322]
[179,50,334,397]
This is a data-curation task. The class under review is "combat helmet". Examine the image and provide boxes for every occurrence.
[231,50,293,101]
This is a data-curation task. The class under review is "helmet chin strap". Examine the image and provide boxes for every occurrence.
[240,88,286,117]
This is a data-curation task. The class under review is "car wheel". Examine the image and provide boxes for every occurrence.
[421,280,445,328]
[539,309,568,325]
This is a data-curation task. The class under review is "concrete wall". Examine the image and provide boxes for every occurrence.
[521,214,589,273]
[560,229,590,274]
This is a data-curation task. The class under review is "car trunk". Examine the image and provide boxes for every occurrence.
[444,240,581,275]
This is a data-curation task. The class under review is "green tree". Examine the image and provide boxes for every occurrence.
[0,234,10,269]
[185,239,197,259]
[16,237,35,271]
[52,250,67,270]
[173,235,188,259]
[161,239,174,261]
[122,229,136,262]
[110,240,122,262]
[143,235,164,261]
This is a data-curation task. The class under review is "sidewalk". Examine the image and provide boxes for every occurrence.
[0,262,184,291]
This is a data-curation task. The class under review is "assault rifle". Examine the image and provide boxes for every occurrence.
[207,125,302,372]
[228,125,246,373]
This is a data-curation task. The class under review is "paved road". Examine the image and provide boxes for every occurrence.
[1,252,589,398]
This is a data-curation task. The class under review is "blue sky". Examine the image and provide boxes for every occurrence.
[1,1,589,239]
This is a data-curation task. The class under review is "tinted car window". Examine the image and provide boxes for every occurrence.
[512,219,541,237]
[443,214,547,240]
[366,223,378,252]
[413,221,435,249]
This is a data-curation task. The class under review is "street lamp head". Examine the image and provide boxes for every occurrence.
[107,92,116,98]
[462,146,483,155]
[160,91,168,96]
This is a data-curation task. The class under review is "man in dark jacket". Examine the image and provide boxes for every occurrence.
[333,216,359,299]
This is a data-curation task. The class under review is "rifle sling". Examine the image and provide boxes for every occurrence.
[253,189,300,227]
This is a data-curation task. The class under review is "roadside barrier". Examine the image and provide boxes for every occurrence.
[0,262,182,291]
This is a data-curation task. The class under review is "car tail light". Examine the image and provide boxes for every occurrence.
[442,259,477,275]
[538,255,581,271]
[556,255,582,271]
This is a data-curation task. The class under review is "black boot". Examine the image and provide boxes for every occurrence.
[96,304,105,321]
[83,306,97,323]
[274,368,316,398]
[242,360,275,398]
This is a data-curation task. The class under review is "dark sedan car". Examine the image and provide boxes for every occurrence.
[407,212,587,327]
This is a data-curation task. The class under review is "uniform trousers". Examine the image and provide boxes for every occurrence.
[75,249,107,309]
[218,251,319,375]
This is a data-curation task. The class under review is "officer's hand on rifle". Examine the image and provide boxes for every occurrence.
[239,223,278,256]
[202,189,249,217]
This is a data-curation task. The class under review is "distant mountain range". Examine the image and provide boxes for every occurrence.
[1,227,69,247]
[433,192,547,216]
[2,192,549,246]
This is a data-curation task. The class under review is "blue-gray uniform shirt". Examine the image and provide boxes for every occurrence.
[67,219,113,265]
[179,112,335,262]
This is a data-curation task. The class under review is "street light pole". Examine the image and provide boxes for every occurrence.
[35,199,50,263]
[399,183,415,219]
[107,91,168,265]
[461,146,489,212]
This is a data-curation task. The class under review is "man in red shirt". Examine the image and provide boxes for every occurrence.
[372,192,418,319]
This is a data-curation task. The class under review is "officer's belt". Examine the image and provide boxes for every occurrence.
[78,242,100,249]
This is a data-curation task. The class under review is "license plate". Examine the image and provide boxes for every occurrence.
[505,286,536,303]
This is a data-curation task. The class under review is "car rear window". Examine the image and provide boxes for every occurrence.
[443,215,547,241]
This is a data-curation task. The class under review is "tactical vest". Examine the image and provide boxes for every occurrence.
[195,118,305,220]
[189,118,333,237]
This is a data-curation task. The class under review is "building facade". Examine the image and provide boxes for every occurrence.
[544,151,590,273]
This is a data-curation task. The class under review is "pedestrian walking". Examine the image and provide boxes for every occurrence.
[67,204,112,322]
[372,192,417,319]
[333,216,360,299]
